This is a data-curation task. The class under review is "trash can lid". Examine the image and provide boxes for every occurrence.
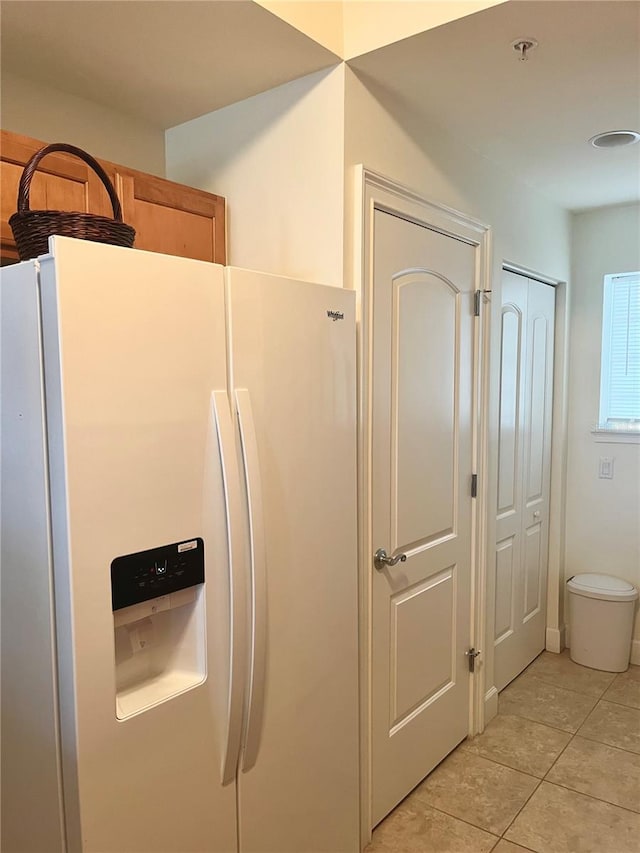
[567,573,639,602]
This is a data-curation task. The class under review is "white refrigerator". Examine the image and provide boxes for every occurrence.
[1,237,360,853]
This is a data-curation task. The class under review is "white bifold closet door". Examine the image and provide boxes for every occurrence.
[494,270,555,691]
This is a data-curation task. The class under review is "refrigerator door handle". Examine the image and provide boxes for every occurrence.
[235,388,267,772]
[211,390,248,785]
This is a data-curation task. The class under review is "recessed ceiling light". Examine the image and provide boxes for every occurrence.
[589,130,640,149]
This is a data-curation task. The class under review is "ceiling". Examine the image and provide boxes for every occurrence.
[0,1,340,128]
[1,0,639,211]
[350,0,640,211]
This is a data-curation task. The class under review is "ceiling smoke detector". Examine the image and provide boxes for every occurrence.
[589,130,640,149]
[511,38,538,61]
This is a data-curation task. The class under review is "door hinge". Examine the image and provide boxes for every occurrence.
[471,473,478,498]
[466,647,482,673]
[474,289,492,316]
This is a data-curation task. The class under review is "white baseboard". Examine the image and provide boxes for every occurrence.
[546,625,566,653]
[484,686,499,723]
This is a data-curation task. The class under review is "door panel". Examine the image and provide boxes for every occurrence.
[394,273,457,547]
[372,210,475,827]
[527,316,550,500]
[391,568,455,726]
[495,271,555,690]
[497,307,522,516]
[495,537,515,642]
[524,524,543,617]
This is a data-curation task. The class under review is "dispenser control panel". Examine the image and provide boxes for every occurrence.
[111,538,205,611]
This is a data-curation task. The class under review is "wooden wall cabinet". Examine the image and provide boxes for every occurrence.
[1,130,226,266]
[116,169,225,264]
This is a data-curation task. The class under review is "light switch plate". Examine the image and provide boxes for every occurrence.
[599,456,614,479]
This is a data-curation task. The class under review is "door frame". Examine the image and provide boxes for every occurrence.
[501,262,569,659]
[352,167,492,844]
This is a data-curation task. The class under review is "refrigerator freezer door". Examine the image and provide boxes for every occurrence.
[227,269,360,853]
[39,238,238,852]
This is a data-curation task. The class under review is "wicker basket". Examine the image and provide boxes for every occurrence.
[9,143,135,260]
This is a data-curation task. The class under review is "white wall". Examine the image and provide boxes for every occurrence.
[342,0,503,59]
[254,1,502,59]
[167,65,573,701]
[165,58,579,693]
[255,0,344,56]
[166,66,345,287]
[1,72,166,175]
[565,203,640,652]
[344,69,571,279]
[344,67,572,689]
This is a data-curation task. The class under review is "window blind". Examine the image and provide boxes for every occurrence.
[599,272,640,427]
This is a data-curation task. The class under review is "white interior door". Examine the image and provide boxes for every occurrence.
[494,270,555,691]
[371,210,476,827]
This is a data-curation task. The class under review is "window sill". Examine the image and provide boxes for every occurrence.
[591,429,640,445]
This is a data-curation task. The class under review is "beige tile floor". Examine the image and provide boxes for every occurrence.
[366,651,640,853]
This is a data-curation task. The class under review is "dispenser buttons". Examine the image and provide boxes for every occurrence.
[111,538,205,611]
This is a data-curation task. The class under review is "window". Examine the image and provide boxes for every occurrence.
[598,271,640,431]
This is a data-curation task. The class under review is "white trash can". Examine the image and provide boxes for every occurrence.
[568,573,638,672]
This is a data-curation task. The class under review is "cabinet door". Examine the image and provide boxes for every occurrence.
[1,131,118,264]
[118,171,226,264]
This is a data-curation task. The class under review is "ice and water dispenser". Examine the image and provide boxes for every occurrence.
[111,539,206,719]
